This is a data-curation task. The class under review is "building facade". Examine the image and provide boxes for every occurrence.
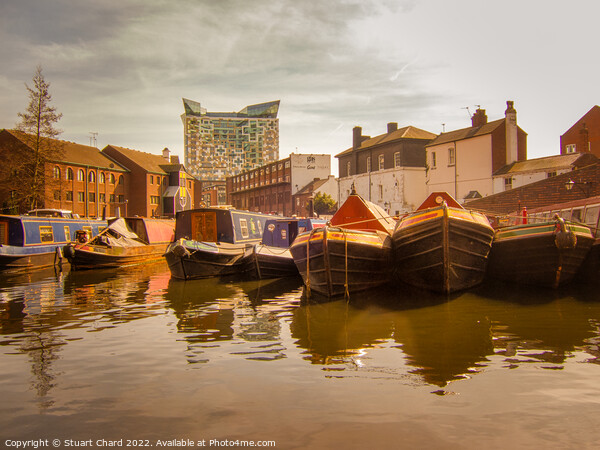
[336,123,437,215]
[426,101,527,202]
[226,154,331,216]
[181,98,280,182]
[102,146,201,218]
[560,105,600,157]
[0,129,129,217]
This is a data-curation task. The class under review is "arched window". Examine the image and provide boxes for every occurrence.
[77,169,85,181]
[67,168,74,180]
[88,171,96,183]
[109,174,115,184]
[118,175,124,185]
[100,172,106,184]
[53,166,61,179]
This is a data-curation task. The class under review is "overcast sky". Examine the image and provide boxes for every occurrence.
[1,0,599,176]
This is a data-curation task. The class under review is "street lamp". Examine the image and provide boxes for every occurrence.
[565,179,593,197]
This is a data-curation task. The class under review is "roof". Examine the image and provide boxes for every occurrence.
[296,178,330,195]
[183,98,280,119]
[103,145,182,175]
[561,105,600,136]
[4,129,128,171]
[493,153,596,176]
[426,119,505,147]
[335,126,437,157]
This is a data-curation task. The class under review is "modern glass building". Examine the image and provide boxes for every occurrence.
[181,99,280,181]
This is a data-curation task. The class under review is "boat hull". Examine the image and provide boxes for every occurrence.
[487,221,594,288]
[290,226,392,297]
[0,246,67,271]
[165,239,256,280]
[255,245,299,279]
[65,243,169,270]
[392,204,494,294]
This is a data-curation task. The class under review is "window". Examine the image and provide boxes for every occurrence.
[88,192,96,202]
[504,177,513,190]
[239,219,249,238]
[566,144,576,154]
[64,226,71,242]
[150,175,154,185]
[118,195,125,203]
[448,147,455,166]
[77,169,85,181]
[378,184,383,200]
[39,226,54,243]
[53,190,61,200]
[572,207,584,223]
[346,161,351,176]
[547,171,557,178]
[78,192,85,202]
[82,226,93,240]
[100,172,106,184]
[394,152,401,168]
[110,194,116,203]
[109,174,115,184]
[378,154,385,170]
[67,168,74,181]
[88,171,96,183]
[430,152,437,169]
[367,156,371,172]
[66,191,73,201]
[151,196,160,205]
[99,193,105,203]
[118,175,124,185]
[53,166,61,179]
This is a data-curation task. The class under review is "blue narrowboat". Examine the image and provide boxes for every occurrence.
[256,218,325,278]
[164,207,279,280]
[0,211,107,271]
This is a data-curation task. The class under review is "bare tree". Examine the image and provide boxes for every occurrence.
[14,65,64,211]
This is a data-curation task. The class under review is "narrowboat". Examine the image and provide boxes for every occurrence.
[0,211,106,271]
[487,215,594,288]
[391,192,494,294]
[64,217,175,270]
[289,189,395,297]
[518,196,600,284]
[164,207,278,280]
[255,218,325,279]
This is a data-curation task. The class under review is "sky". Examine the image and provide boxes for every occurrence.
[1,0,599,177]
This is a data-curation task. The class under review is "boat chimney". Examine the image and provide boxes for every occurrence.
[505,100,518,164]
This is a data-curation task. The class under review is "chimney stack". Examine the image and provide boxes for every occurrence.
[353,126,363,150]
[387,122,398,133]
[505,100,518,165]
[162,147,170,160]
[471,108,488,128]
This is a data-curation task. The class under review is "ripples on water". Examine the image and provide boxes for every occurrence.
[2,262,600,448]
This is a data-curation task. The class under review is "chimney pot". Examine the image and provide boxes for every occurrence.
[353,126,362,150]
[471,109,488,127]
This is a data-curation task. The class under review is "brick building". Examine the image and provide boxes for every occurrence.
[560,105,600,157]
[336,123,437,214]
[226,154,331,216]
[465,155,600,216]
[0,129,129,216]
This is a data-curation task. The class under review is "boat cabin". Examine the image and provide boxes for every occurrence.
[125,217,175,245]
[174,207,280,244]
[330,192,396,234]
[261,218,325,247]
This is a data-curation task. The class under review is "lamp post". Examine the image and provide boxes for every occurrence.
[565,179,593,197]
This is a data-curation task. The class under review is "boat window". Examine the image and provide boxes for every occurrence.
[257,219,263,236]
[571,207,584,223]
[40,226,54,243]
[64,226,71,242]
[584,206,600,230]
[239,219,249,238]
[559,209,571,220]
[82,226,93,240]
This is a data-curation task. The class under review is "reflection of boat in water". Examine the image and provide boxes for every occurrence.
[290,189,395,297]
[487,216,594,288]
[64,217,174,270]
[0,210,106,272]
[164,207,277,280]
[392,192,494,294]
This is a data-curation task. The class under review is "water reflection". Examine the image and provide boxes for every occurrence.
[2,264,600,396]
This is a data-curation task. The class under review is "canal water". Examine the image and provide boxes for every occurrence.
[1,262,600,449]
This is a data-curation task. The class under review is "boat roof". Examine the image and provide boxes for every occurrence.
[416,192,463,210]
[330,193,396,234]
